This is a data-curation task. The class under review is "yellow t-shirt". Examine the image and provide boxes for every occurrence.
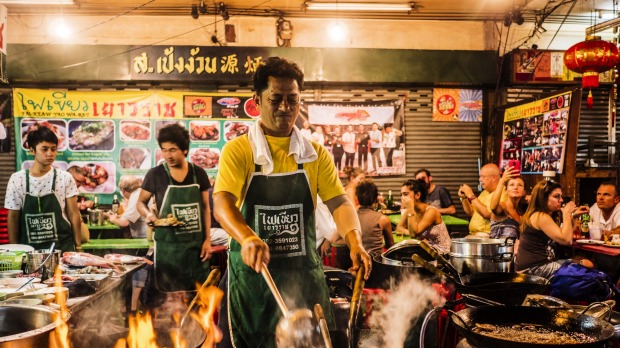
[468,190,493,234]
[214,134,345,207]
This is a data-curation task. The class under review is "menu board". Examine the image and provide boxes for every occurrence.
[499,91,572,174]
[13,88,257,204]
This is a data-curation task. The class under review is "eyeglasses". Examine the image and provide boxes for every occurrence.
[267,95,301,107]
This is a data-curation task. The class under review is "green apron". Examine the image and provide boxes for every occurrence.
[153,163,209,292]
[19,169,74,253]
[227,163,334,348]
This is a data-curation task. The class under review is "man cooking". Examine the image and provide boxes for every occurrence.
[5,127,82,253]
[213,56,372,347]
[137,123,212,292]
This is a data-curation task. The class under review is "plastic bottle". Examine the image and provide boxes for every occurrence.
[112,194,120,214]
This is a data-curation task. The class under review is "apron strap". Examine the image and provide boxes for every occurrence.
[254,163,304,172]
[51,169,57,192]
[163,163,173,185]
[297,163,303,170]
[25,169,30,193]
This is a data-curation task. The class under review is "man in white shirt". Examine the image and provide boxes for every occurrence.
[589,182,620,238]
[369,122,383,171]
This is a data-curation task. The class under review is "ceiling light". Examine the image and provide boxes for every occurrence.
[305,2,413,11]
[1,0,73,4]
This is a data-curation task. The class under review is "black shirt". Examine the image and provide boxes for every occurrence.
[141,163,211,212]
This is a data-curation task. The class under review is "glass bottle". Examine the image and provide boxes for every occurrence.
[93,195,99,210]
[580,208,590,239]
[112,194,120,214]
[386,190,394,210]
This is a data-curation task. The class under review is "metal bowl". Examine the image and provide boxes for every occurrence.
[0,271,23,279]
[12,294,55,306]
[0,304,70,347]
[0,298,42,306]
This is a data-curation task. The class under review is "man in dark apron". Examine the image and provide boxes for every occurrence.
[138,123,212,293]
[6,127,82,254]
[214,57,372,347]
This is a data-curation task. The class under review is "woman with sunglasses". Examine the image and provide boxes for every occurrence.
[489,166,527,240]
[515,180,589,279]
[397,179,451,253]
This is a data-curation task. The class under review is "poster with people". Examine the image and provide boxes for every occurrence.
[13,88,257,204]
[298,99,406,176]
[499,91,571,174]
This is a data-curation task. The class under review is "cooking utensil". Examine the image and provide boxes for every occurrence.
[0,304,71,347]
[449,306,615,348]
[179,268,221,328]
[348,263,365,348]
[449,237,514,274]
[314,304,332,348]
[262,263,322,348]
[412,254,549,306]
[419,240,462,283]
[14,277,36,292]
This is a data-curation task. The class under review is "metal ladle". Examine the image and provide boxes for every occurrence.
[261,263,327,348]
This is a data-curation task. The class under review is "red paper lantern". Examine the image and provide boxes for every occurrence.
[564,37,619,88]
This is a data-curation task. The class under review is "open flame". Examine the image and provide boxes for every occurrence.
[117,284,223,348]
[49,265,71,348]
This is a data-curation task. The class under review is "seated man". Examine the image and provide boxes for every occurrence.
[588,182,620,285]
[414,168,456,215]
[458,163,502,237]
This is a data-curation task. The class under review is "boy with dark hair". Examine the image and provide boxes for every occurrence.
[137,123,212,292]
[5,127,82,253]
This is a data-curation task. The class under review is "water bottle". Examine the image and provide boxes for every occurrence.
[112,194,120,214]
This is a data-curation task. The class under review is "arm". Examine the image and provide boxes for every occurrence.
[325,194,371,279]
[379,215,394,249]
[7,210,19,244]
[65,196,83,250]
[214,191,269,273]
[395,214,409,236]
[460,184,492,219]
[537,201,578,245]
[408,208,439,236]
[458,184,474,217]
[200,190,212,262]
[137,189,157,223]
[438,205,456,215]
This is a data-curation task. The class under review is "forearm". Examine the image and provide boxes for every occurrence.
[110,216,130,228]
[470,198,491,219]
[7,211,19,244]
[460,198,474,216]
[330,199,362,241]
[489,182,504,214]
[438,206,456,215]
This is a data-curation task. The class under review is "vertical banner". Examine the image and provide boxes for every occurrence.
[13,88,257,203]
[0,5,6,84]
[298,99,405,176]
[432,88,483,122]
[499,91,572,174]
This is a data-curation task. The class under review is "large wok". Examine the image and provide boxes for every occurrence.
[450,306,615,348]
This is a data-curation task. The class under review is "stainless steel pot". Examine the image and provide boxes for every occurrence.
[0,304,70,347]
[449,238,514,274]
[366,240,436,289]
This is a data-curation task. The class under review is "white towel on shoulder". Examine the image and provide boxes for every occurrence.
[248,121,318,175]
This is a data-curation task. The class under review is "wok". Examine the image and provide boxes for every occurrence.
[450,306,615,348]
[412,254,549,306]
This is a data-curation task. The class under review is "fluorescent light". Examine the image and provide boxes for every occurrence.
[306,2,413,11]
[0,0,74,4]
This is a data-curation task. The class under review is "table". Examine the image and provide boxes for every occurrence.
[569,241,620,285]
[86,222,123,239]
[388,213,470,237]
[82,238,153,256]
[572,241,620,257]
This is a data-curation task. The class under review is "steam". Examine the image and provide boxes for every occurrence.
[367,274,445,348]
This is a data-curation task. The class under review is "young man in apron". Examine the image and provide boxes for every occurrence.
[138,123,212,293]
[5,127,82,254]
[214,57,372,348]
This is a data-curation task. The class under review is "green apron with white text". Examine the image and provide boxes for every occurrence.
[19,169,74,253]
[227,164,334,348]
[153,163,209,292]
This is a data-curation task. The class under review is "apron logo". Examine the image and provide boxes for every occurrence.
[25,213,58,243]
[171,203,202,234]
[255,204,306,258]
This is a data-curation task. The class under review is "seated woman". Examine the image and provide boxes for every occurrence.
[344,166,366,207]
[489,166,527,240]
[398,179,451,254]
[515,180,589,279]
[355,179,394,256]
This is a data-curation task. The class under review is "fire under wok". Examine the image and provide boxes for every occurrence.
[450,306,615,348]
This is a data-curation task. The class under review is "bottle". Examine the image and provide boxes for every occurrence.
[93,195,99,210]
[580,208,590,239]
[112,194,120,214]
[386,190,394,210]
